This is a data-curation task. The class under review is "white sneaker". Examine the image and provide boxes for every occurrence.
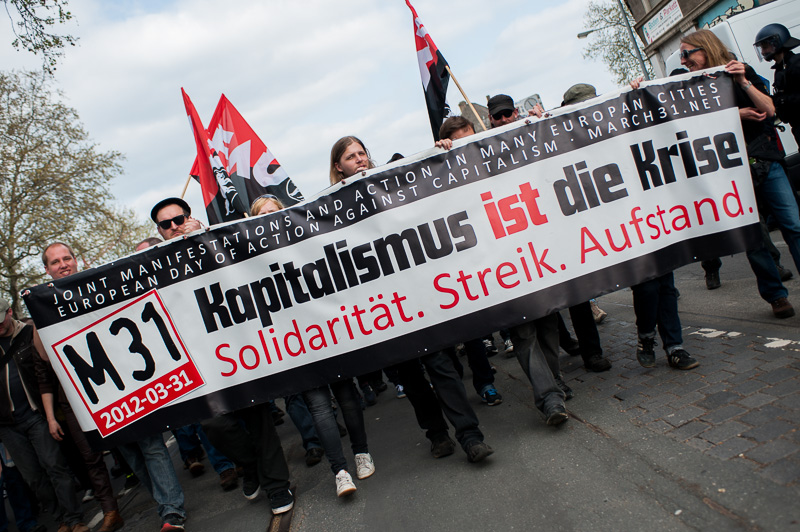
[504,339,514,353]
[590,300,607,324]
[335,470,356,497]
[82,489,95,503]
[354,453,375,479]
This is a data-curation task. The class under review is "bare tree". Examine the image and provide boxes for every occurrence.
[581,0,655,85]
[3,0,77,73]
[0,70,151,316]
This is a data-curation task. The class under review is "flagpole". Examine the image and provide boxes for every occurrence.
[445,65,487,132]
[180,174,192,199]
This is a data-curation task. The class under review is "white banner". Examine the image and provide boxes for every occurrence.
[24,71,760,446]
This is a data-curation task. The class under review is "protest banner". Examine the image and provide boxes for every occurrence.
[23,70,760,447]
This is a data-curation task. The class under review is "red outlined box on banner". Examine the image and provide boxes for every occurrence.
[51,290,204,437]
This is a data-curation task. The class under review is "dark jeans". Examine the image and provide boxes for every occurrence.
[463,338,494,394]
[303,380,368,475]
[60,399,117,513]
[173,423,234,474]
[557,302,603,363]
[201,405,290,497]
[0,412,82,526]
[510,314,564,414]
[0,459,39,532]
[118,433,185,520]
[702,213,788,302]
[393,358,449,441]
[631,272,683,349]
[284,394,322,451]
[395,351,484,451]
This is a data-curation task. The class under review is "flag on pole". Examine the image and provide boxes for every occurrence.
[182,89,249,224]
[406,0,451,141]
[187,94,304,225]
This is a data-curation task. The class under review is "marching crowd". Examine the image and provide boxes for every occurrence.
[0,22,799,532]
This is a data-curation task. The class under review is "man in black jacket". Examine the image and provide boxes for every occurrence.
[0,298,88,532]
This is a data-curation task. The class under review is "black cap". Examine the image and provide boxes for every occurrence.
[150,197,191,223]
[487,94,515,116]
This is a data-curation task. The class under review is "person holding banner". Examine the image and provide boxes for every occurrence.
[36,243,125,532]
[0,297,89,532]
[679,30,800,320]
[149,200,295,517]
[330,136,495,462]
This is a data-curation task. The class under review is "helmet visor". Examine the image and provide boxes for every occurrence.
[754,35,780,61]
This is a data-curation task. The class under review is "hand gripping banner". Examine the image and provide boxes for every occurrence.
[24,71,761,448]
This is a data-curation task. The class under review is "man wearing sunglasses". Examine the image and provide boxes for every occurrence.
[475,96,569,425]
[150,198,203,241]
[149,197,294,519]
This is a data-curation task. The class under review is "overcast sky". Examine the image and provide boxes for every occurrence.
[1,0,620,224]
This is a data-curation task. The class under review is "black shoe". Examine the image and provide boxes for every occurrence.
[110,464,124,479]
[466,441,494,463]
[430,435,456,458]
[636,336,656,368]
[778,265,794,282]
[561,337,581,357]
[705,270,721,290]
[554,377,574,400]
[666,348,700,370]
[305,447,324,467]
[270,488,294,515]
[123,473,140,490]
[242,468,260,500]
[219,468,238,491]
[363,386,377,406]
[545,403,569,426]
[372,380,388,394]
[584,354,612,372]
[771,297,795,319]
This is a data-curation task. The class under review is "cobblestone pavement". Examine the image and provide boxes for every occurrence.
[559,309,800,488]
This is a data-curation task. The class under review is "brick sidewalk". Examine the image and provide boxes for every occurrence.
[560,318,800,487]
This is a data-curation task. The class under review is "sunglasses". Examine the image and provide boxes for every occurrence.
[491,109,515,120]
[157,214,187,230]
[680,47,702,60]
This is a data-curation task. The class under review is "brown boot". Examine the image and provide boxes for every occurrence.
[71,524,90,532]
[98,511,124,532]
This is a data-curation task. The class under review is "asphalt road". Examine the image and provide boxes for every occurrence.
[17,234,800,532]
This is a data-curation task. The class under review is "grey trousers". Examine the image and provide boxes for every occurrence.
[510,313,565,413]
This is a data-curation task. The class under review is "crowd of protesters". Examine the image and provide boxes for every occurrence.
[1,23,799,532]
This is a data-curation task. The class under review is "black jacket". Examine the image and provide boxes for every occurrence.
[0,321,44,425]
[773,50,800,127]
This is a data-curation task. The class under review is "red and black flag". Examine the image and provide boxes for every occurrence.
[406,0,451,141]
[186,93,304,225]
[182,89,249,224]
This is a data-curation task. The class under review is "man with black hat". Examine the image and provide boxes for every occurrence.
[755,23,800,144]
[150,198,295,517]
[486,94,545,129]
[150,197,204,241]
